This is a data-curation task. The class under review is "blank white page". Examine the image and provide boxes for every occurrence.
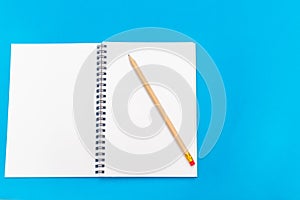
[5,44,97,177]
[102,42,197,177]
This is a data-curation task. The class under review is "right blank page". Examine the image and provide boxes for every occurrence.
[102,42,197,177]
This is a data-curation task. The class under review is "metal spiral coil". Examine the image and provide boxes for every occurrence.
[95,44,107,174]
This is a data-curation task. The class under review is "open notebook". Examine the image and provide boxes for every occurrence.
[5,42,197,177]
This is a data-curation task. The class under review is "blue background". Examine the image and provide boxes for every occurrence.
[0,0,299,199]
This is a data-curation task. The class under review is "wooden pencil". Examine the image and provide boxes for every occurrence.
[128,55,195,166]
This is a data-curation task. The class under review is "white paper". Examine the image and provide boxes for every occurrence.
[5,44,97,177]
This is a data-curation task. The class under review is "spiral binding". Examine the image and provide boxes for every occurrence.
[95,43,107,175]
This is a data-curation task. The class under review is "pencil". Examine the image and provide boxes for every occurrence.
[128,55,195,166]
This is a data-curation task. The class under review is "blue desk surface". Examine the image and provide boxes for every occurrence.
[0,0,300,199]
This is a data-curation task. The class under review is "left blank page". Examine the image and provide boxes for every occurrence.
[5,44,97,177]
